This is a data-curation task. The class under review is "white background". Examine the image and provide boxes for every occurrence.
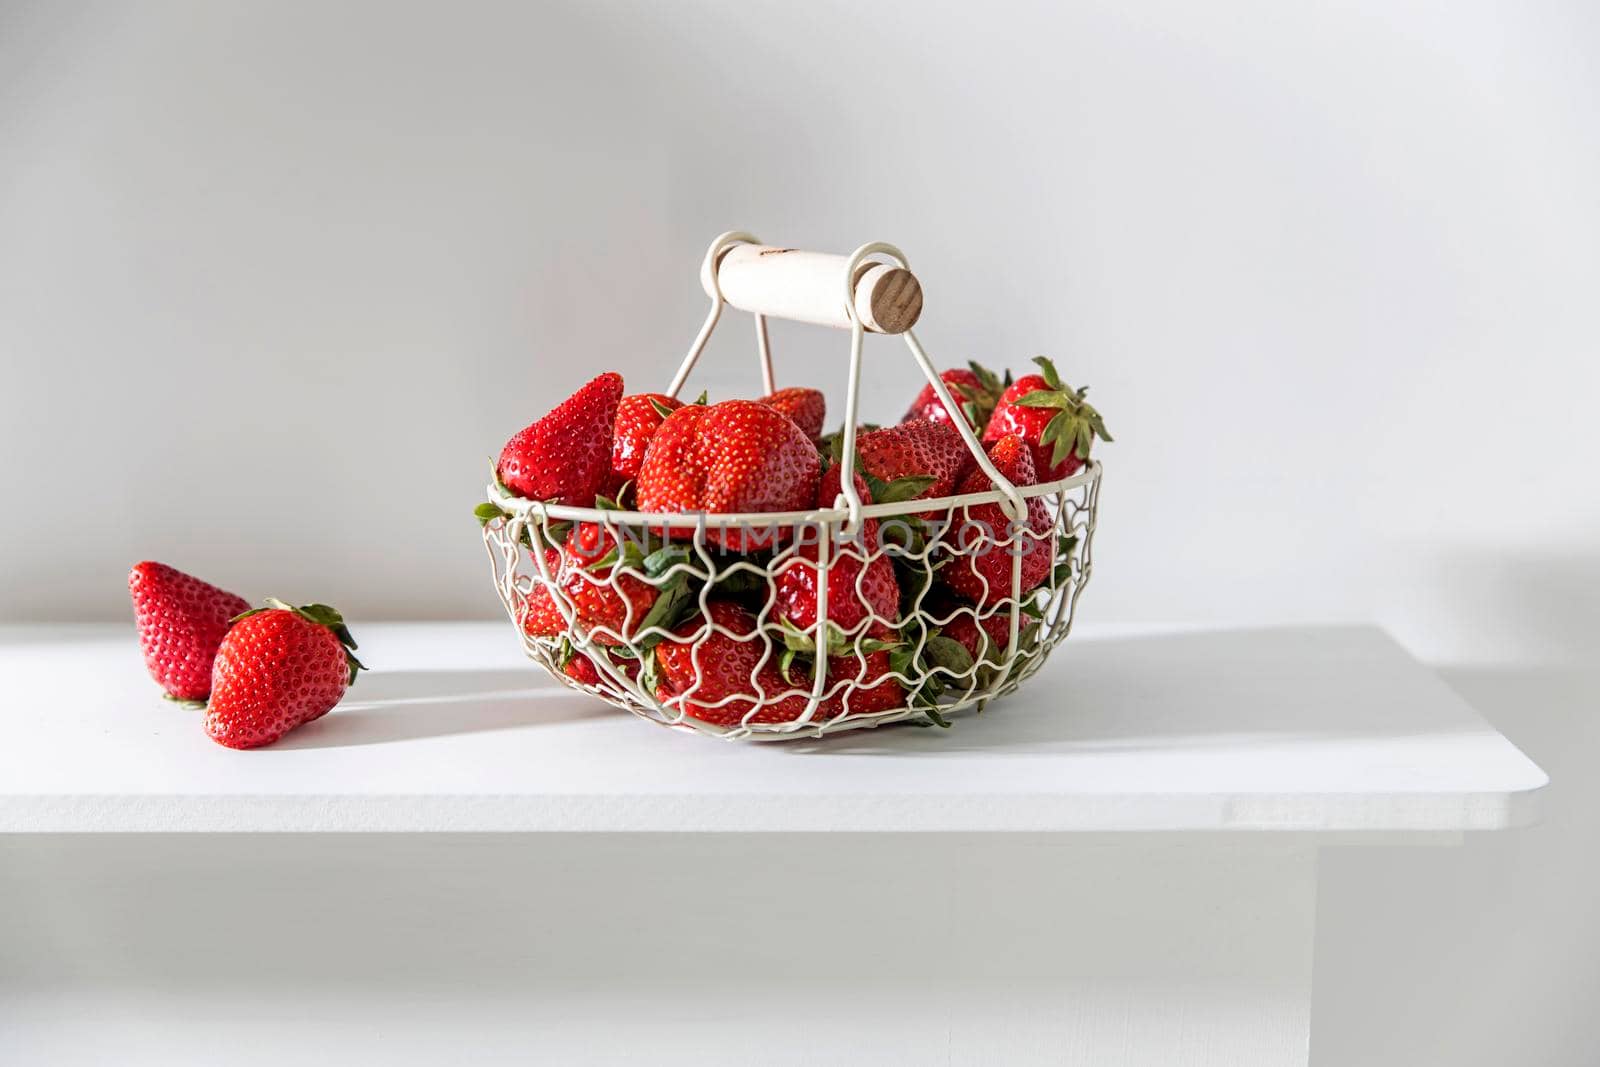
[2,2,1596,1063]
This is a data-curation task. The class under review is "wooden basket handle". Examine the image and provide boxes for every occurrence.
[665,231,1027,536]
[710,244,924,335]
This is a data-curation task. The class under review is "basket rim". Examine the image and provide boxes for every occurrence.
[486,460,1101,529]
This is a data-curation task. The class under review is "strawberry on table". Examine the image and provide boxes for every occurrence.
[498,372,624,507]
[635,399,820,550]
[941,434,1054,606]
[128,561,250,702]
[204,599,365,749]
[902,362,1008,433]
[759,386,826,441]
[982,356,1111,482]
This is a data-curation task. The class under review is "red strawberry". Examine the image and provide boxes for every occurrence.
[607,393,683,498]
[636,400,820,550]
[650,601,818,727]
[128,561,250,702]
[556,639,602,686]
[555,522,658,645]
[555,638,641,687]
[942,434,1053,606]
[519,544,567,638]
[498,372,623,506]
[822,624,905,717]
[927,592,1014,664]
[982,357,1112,482]
[204,600,364,749]
[774,465,899,633]
[855,419,975,508]
[759,387,826,440]
[902,362,1007,432]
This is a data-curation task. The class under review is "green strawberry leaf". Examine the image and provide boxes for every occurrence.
[555,636,577,669]
[875,474,938,505]
[1032,355,1062,391]
[639,647,661,696]
[648,396,676,420]
[778,619,818,655]
[475,501,508,526]
[634,575,695,647]
[887,647,914,678]
[969,360,1003,396]
[923,634,975,676]
[693,390,709,405]
[585,546,620,571]
[642,544,692,578]
[1012,390,1074,410]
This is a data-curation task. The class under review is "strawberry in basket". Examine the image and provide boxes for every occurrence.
[605,392,682,498]
[902,362,1008,433]
[759,386,826,441]
[853,419,974,513]
[941,434,1054,606]
[498,372,623,507]
[773,464,900,634]
[821,623,905,717]
[982,357,1112,482]
[636,399,819,550]
[648,601,819,726]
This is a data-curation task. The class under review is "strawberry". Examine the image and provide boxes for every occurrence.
[774,465,900,634]
[636,399,820,550]
[128,561,250,702]
[204,600,364,749]
[926,592,1013,664]
[498,372,623,506]
[822,623,905,717]
[759,386,826,440]
[982,356,1111,482]
[519,544,567,638]
[607,393,684,498]
[854,419,975,511]
[902,362,1008,432]
[555,638,602,686]
[649,601,817,727]
[555,637,643,687]
[555,521,659,645]
[941,434,1053,606]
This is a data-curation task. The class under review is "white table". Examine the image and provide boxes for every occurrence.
[0,623,1546,1066]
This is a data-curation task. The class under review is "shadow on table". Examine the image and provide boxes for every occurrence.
[778,625,1494,757]
[274,669,612,749]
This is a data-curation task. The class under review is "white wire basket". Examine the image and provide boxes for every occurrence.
[482,232,1102,741]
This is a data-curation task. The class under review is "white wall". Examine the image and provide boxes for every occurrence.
[4,0,1596,660]
[2,3,1596,1063]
